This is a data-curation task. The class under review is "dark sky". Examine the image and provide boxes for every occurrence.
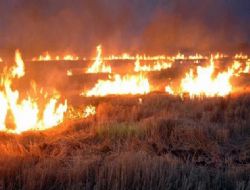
[0,0,249,57]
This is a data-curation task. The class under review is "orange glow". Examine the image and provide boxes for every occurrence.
[87,45,111,73]
[0,50,67,134]
[83,74,150,97]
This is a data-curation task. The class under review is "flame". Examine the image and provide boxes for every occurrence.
[188,54,206,60]
[134,56,172,72]
[12,50,25,78]
[234,53,248,60]
[87,45,111,73]
[244,60,250,73]
[0,57,3,62]
[67,69,73,76]
[83,74,150,97]
[0,50,67,134]
[83,105,96,118]
[32,52,79,61]
[230,60,250,75]
[165,86,174,95]
[181,57,233,97]
[63,55,79,61]
[32,51,51,61]
[214,53,228,60]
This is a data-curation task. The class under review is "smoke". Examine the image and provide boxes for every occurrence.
[0,0,249,58]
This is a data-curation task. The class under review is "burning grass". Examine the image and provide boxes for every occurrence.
[0,94,250,189]
[0,46,250,189]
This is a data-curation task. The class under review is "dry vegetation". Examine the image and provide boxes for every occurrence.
[0,93,250,190]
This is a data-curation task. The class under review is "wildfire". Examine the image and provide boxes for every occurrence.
[134,57,172,72]
[244,60,250,73]
[32,52,80,61]
[83,105,96,118]
[165,86,174,95]
[87,45,111,73]
[214,53,228,60]
[181,57,233,97]
[67,69,73,76]
[0,50,67,134]
[234,53,248,60]
[83,74,150,97]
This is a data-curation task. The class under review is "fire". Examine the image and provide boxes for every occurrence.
[234,53,248,60]
[165,86,174,95]
[181,57,233,97]
[214,53,228,60]
[67,69,73,76]
[134,57,172,72]
[188,54,206,60]
[0,57,3,62]
[104,54,166,61]
[83,105,96,118]
[32,52,80,61]
[83,74,150,97]
[63,55,79,61]
[0,50,67,134]
[230,60,250,75]
[244,60,250,73]
[32,51,51,61]
[87,45,111,73]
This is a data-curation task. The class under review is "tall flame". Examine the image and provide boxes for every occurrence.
[181,57,233,97]
[87,45,111,73]
[0,50,67,134]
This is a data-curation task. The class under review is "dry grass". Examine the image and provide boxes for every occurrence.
[0,93,250,189]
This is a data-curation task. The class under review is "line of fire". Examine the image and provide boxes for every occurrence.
[0,45,249,133]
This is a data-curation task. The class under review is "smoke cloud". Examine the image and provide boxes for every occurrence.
[0,0,249,58]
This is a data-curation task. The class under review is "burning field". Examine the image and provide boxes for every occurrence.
[0,45,249,189]
[0,0,250,189]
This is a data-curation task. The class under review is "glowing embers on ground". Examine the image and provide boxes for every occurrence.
[180,57,233,97]
[0,50,67,134]
[134,57,172,72]
[87,45,111,73]
[83,74,150,97]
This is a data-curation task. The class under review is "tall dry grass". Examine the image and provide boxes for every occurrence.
[0,94,249,189]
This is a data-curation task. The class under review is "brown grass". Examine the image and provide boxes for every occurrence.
[0,93,250,189]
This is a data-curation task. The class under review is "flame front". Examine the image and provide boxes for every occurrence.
[84,74,150,97]
[134,56,172,72]
[87,45,111,73]
[181,57,233,97]
[0,50,67,134]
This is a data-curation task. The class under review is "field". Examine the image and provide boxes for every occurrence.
[1,93,250,190]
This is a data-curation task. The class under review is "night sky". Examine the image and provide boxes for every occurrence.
[0,0,249,57]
